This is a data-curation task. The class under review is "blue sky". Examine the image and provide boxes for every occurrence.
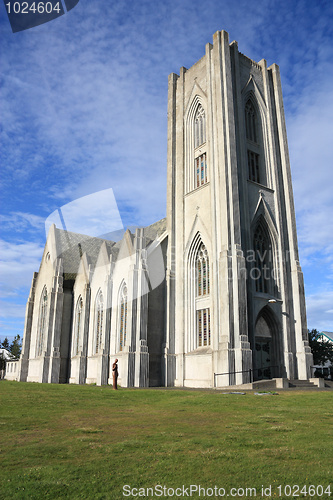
[0,0,332,342]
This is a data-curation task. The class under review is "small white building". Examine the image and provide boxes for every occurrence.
[312,332,333,380]
[0,348,14,361]
[1,348,15,380]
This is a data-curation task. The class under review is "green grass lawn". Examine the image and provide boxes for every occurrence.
[0,381,332,499]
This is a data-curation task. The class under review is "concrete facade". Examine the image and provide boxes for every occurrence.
[13,221,167,388]
[9,31,313,388]
[165,30,312,388]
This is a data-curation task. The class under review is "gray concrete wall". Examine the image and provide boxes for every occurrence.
[147,237,167,386]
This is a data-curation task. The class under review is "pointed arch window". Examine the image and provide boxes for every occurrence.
[253,222,273,294]
[245,98,265,185]
[74,296,83,356]
[36,287,47,357]
[119,284,128,351]
[94,290,103,354]
[195,243,211,347]
[245,100,257,143]
[193,104,208,190]
[194,104,206,148]
[196,243,210,297]
[185,100,209,193]
[186,238,211,351]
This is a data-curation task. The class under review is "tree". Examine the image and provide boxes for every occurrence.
[9,335,22,359]
[0,351,5,372]
[0,337,10,350]
[0,337,11,376]
[308,329,333,366]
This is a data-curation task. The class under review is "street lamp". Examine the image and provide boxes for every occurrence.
[268,298,283,304]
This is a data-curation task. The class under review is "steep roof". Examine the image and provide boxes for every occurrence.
[0,348,15,361]
[316,332,333,343]
[51,218,167,280]
[144,218,167,244]
[54,227,116,279]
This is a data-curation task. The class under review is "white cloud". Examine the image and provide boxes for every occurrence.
[0,212,45,233]
[1,0,333,341]
[286,83,333,308]
[45,188,123,237]
[1,4,171,226]
[289,87,333,215]
[0,302,26,320]
[0,239,44,297]
[306,291,333,331]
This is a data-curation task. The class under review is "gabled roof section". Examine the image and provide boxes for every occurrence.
[94,241,112,269]
[0,348,15,361]
[53,226,116,279]
[75,252,92,285]
[116,229,135,263]
[45,217,168,281]
[251,192,278,240]
[185,214,211,256]
[144,218,167,244]
[185,83,207,118]
[242,74,266,109]
[316,332,333,343]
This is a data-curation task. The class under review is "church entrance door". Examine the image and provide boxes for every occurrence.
[254,338,272,379]
[254,306,280,380]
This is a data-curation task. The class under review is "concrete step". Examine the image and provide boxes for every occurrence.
[288,379,315,388]
[252,379,277,390]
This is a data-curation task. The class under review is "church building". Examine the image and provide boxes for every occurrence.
[11,30,313,388]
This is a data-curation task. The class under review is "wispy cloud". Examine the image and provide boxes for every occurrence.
[0,303,26,320]
[306,291,333,331]
[0,239,44,297]
[0,0,332,335]
[287,72,333,312]
[0,212,45,233]
[0,238,43,340]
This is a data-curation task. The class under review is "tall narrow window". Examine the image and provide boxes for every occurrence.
[245,100,257,143]
[245,99,264,184]
[195,153,208,188]
[248,150,260,184]
[195,242,211,347]
[193,104,208,190]
[187,235,212,352]
[95,290,103,354]
[196,243,209,297]
[119,284,128,351]
[194,104,206,148]
[74,296,83,355]
[36,287,47,357]
[197,308,211,347]
[253,223,273,294]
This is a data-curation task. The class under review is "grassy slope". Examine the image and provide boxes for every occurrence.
[0,381,332,499]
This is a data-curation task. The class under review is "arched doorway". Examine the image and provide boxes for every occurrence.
[254,306,281,380]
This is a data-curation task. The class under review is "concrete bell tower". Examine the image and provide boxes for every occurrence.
[164,30,312,388]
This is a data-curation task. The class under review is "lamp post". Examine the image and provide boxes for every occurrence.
[268,298,283,304]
